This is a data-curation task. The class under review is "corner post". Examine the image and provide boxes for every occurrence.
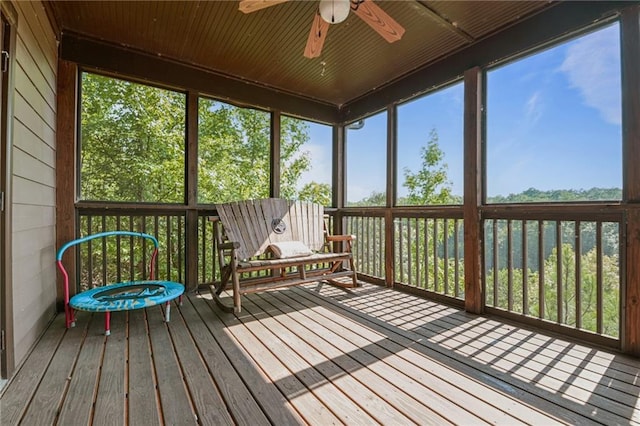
[56,60,78,309]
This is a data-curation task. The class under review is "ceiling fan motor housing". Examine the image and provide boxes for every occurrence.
[319,0,351,24]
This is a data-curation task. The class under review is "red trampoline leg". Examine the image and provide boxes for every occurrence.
[65,304,76,329]
[104,311,111,336]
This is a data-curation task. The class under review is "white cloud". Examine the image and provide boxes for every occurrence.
[525,90,543,126]
[559,25,621,125]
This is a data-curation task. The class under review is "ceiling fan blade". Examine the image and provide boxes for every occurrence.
[353,0,405,43]
[238,0,289,14]
[304,12,330,59]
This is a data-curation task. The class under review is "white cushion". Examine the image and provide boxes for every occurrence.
[269,241,313,259]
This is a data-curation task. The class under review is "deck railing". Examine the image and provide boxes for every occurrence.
[75,203,623,344]
[394,216,464,299]
[342,208,465,303]
[77,208,217,290]
[344,213,386,281]
[482,206,622,341]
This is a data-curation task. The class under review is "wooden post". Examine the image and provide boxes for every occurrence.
[55,60,78,309]
[185,92,198,291]
[332,124,345,236]
[385,209,394,288]
[621,5,640,355]
[386,104,397,208]
[385,105,397,287]
[463,66,484,314]
[270,111,281,198]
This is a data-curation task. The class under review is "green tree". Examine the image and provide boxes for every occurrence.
[402,129,453,205]
[298,182,331,206]
[81,73,186,202]
[349,191,387,207]
[82,73,328,206]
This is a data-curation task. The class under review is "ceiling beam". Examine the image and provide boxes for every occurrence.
[414,1,475,43]
[341,1,634,123]
[60,32,341,124]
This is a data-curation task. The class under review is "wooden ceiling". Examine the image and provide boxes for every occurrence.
[46,0,556,108]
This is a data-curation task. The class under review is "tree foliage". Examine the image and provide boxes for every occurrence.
[402,129,454,205]
[81,73,328,205]
[81,73,186,202]
[489,187,622,203]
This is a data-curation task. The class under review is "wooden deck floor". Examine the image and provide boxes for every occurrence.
[2,282,640,425]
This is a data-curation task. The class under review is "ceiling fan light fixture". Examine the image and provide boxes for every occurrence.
[319,0,350,24]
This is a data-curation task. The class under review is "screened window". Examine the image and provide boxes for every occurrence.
[198,98,270,203]
[346,111,387,206]
[80,73,186,202]
[397,82,463,206]
[281,116,332,206]
[486,23,622,203]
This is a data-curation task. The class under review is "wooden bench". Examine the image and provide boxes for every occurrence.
[210,198,358,312]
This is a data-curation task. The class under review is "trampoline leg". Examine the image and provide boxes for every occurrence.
[65,305,76,329]
[165,302,171,322]
[104,311,111,336]
[179,295,183,306]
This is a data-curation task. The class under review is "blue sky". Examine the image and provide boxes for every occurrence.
[300,22,622,203]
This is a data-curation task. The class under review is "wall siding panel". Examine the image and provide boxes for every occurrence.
[13,119,55,167]
[10,0,57,365]
[13,93,55,147]
[13,204,55,233]
[14,148,55,184]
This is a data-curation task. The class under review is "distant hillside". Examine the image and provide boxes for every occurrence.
[487,187,622,203]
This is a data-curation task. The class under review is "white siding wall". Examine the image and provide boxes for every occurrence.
[11,0,57,364]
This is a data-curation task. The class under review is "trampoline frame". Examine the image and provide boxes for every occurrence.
[56,231,184,336]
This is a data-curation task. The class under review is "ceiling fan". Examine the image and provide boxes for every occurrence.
[238,0,405,58]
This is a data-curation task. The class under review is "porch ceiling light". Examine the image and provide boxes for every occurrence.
[319,0,351,24]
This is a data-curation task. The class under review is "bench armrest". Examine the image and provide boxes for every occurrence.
[218,241,240,250]
[326,234,356,242]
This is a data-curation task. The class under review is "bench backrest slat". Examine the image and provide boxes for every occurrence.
[216,198,325,260]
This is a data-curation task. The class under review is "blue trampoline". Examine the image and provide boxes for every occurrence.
[69,280,184,312]
[57,231,184,336]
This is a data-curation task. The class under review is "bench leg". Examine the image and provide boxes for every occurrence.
[232,271,242,314]
[349,258,359,287]
[231,256,242,313]
[104,311,111,336]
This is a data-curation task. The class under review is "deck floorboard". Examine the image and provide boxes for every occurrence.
[2,283,639,425]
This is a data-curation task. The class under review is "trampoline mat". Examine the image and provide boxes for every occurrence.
[69,280,184,312]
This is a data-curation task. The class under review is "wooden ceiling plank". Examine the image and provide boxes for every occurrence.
[352,0,405,43]
[304,12,329,59]
[238,0,289,14]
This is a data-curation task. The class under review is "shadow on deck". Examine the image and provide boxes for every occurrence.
[1,282,639,425]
